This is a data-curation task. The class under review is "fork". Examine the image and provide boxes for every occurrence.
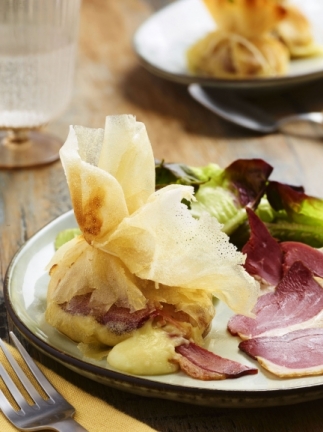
[0,331,89,431]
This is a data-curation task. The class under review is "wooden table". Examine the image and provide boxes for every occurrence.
[1,1,323,430]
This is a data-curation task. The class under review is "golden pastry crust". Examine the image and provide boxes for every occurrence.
[274,5,322,58]
[187,31,289,78]
[187,0,289,79]
[46,251,216,347]
[45,300,132,346]
[45,116,260,357]
[203,0,286,38]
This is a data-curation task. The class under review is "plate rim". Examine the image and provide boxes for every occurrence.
[132,0,323,91]
[4,210,323,408]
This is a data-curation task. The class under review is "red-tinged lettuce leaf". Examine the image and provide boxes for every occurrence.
[154,159,323,248]
[190,159,273,234]
[224,159,273,208]
[266,181,323,226]
[244,182,323,248]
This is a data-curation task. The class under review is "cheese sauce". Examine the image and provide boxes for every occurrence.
[107,321,181,375]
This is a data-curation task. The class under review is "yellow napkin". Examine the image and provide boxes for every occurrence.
[0,341,156,432]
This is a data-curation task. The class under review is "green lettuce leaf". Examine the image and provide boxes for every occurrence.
[54,228,81,250]
[189,159,273,234]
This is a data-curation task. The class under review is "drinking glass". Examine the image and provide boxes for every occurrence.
[0,0,81,168]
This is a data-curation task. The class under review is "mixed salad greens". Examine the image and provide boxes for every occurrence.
[56,158,323,251]
[156,158,323,249]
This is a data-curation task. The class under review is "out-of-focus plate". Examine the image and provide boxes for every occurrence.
[133,0,323,91]
[5,210,323,408]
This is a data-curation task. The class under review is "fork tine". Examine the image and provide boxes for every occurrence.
[0,333,88,432]
[0,360,31,410]
[0,388,21,414]
[9,332,65,402]
[0,337,46,406]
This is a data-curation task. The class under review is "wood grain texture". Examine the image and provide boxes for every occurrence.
[1,0,323,431]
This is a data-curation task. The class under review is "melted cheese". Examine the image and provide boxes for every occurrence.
[107,321,181,375]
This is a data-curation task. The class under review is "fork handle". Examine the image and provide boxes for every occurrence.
[48,417,89,431]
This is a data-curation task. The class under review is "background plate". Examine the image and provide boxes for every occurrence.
[5,210,323,407]
[133,0,323,91]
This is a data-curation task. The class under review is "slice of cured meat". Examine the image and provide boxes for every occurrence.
[239,328,323,378]
[228,261,323,339]
[281,241,323,278]
[242,208,283,286]
[174,342,257,380]
[61,294,153,335]
[241,209,323,287]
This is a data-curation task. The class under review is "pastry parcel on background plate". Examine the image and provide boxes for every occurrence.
[46,115,259,380]
[187,0,289,78]
[274,1,323,58]
[187,0,322,79]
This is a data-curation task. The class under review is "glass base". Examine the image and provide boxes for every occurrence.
[0,129,62,169]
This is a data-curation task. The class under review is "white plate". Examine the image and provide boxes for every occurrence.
[133,0,323,91]
[5,210,323,407]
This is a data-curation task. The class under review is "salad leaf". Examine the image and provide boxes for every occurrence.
[54,228,81,250]
[260,181,323,247]
[154,159,323,248]
[155,160,201,189]
[230,194,323,249]
[265,221,323,248]
[266,181,323,226]
[56,159,323,251]
[189,159,273,235]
